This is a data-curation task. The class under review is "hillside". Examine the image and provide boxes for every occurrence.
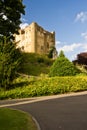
[19,53,54,76]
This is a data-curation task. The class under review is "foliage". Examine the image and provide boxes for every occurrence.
[0,0,25,37]
[0,0,25,89]
[58,50,65,57]
[0,36,22,89]
[76,64,87,74]
[48,46,56,58]
[49,51,80,77]
[0,108,37,130]
[0,75,87,99]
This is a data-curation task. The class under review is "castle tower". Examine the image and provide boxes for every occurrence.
[15,22,56,55]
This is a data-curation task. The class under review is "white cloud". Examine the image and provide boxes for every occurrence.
[56,43,82,52]
[82,43,87,51]
[56,41,87,61]
[56,41,61,45]
[20,23,28,29]
[21,17,28,22]
[75,11,87,23]
[56,39,87,61]
[81,32,87,40]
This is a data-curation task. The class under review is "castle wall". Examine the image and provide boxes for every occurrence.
[15,22,55,54]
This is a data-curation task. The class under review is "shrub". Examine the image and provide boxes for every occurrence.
[0,36,22,89]
[37,56,44,63]
[0,76,87,99]
[49,51,80,77]
[48,46,57,58]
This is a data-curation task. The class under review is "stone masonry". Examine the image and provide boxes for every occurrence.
[14,22,56,54]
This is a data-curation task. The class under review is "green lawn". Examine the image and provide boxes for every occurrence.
[19,53,53,76]
[0,108,38,130]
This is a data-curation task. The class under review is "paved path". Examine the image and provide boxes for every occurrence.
[1,92,87,130]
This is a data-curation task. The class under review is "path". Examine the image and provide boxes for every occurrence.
[0,92,87,130]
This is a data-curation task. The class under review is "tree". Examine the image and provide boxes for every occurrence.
[0,0,25,37]
[0,36,22,89]
[0,0,25,89]
[49,50,80,77]
[58,50,65,57]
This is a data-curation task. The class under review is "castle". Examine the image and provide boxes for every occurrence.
[14,22,56,55]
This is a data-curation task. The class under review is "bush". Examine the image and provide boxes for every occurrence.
[0,36,22,89]
[37,56,44,63]
[0,76,87,99]
[49,51,80,77]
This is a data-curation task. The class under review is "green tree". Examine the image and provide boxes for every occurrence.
[0,0,25,89]
[0,36,22,89]
[49,50,80,77]
[58,50,65,57]
[0,0,25,37]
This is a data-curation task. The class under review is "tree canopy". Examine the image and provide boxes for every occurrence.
[0,0,25,37]
[0,0,25,89]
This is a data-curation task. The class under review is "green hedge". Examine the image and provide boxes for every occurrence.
[0,76,87,99]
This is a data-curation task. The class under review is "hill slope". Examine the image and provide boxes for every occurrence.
[19,53,53,76]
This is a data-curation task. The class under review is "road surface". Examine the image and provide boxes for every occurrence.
[1,92,87,130]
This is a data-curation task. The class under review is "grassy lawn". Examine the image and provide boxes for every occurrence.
[19,53,53,76]
[0,108,38,130]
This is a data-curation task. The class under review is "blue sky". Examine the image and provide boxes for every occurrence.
[21,0,87,61]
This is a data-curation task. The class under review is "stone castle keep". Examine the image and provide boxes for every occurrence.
[15,22,56,54]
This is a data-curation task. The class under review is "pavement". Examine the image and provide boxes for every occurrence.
[0,91,87,107]
[1,91,87,130]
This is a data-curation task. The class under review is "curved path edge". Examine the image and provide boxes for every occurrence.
[0,91,87,108]
[1,91,87,130]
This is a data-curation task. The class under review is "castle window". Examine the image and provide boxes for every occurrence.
[47,42,49,48]
[21,30,25,34]
[41,46,44,50]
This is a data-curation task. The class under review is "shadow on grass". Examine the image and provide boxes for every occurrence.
[10,79,37,90]
[13,81,29,88]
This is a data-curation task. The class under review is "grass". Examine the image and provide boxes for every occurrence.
[0,53,87,100]
[19,53,53,76]
[0,108,38,130]
[1,50,87,129]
